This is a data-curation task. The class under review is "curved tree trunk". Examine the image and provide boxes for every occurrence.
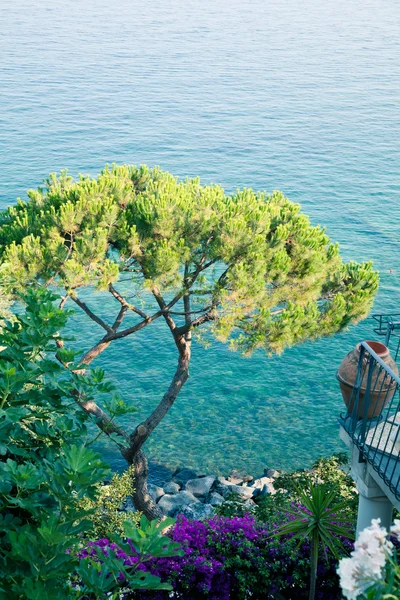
[124,341,191,518]
[76,337,191,520]
[130,449,163,520]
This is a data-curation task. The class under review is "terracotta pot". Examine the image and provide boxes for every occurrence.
[337,340,399,419]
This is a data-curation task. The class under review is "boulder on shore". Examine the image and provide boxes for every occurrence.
[158,490,199,517]
[148,483,165,503]
[208,492,224,506]
[164,481,181,495]
[228,470,254,485]
[173,467,201,487]
[186,476,215,498]
[181,503,215,520]
[214,477,255,499]
[252,476,275,495]
[264,468,280,479]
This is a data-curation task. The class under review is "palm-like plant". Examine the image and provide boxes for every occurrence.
[274,482,353,600]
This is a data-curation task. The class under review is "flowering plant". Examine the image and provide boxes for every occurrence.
[338,519,400,599]
[89,513,351,599]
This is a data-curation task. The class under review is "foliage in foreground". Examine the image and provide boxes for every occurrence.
[216,454,358,524]
[338,518,400,599]
[90,511,353,600]
[88,460,357,600]
[0,289,181,599]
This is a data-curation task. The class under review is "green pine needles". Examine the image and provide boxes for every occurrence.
[0,164,378,355]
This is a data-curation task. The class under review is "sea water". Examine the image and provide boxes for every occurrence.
[1,0,399,481]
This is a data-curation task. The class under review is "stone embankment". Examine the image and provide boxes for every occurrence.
[149,467,280,519]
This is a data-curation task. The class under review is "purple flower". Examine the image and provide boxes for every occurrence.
[82,512,352,599]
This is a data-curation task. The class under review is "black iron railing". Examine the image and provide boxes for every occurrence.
[339,341,400,501]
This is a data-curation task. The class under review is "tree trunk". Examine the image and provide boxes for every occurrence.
[130,449,163,520]
[70,311,192,520]
[124,342,191,518]
[309,531,319,600]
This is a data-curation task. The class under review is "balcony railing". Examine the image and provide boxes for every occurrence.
[372,313,400,360]
[339,341,400,501]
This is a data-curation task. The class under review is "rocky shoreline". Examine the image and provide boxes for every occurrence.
[147,467,280,519]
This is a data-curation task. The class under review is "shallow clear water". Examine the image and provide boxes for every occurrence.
[1,0,400,482]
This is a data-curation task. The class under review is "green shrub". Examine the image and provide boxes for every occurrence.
[78,465,141,538]
[256,454,357,525]
[214,454,358,535]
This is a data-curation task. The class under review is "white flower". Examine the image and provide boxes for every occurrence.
[337,557,362,600]
[338,518,393,599]
[391,519,400,540]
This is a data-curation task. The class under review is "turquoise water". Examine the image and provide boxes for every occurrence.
[1,0,400,482]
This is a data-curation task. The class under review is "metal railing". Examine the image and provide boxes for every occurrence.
[339,341,400,501]
[372,313,400,361]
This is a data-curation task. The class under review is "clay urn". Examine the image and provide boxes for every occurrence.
[337,340,399,419]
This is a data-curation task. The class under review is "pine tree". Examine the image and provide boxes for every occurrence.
[0,165,379,517]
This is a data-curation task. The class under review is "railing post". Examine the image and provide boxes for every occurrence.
[358,355,375,445]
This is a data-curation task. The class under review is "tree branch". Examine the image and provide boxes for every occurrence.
[183,263,191,342]
[79,397,130,445]
[168,305,212,316]
[111,312,159,340]
[79,337,114,365]
[151,285,178,339]
[175,310,217,337]
[127,342,191,458]
[69,293,113,334]
[59,295,69,310]
[109,284,149,320]
[112,305,128,331]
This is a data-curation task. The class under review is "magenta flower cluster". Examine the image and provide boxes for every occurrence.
[85,513,352,599]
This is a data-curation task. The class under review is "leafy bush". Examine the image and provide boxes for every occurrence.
[78,465,140,538]
[214,492,257,518]
[255,454,358,525]
[338,518,400,599]
[136,457,357,599]
[215,454,358,529]
[0,289,181,599]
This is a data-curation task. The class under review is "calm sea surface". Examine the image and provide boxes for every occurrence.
[1,0,400,482]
